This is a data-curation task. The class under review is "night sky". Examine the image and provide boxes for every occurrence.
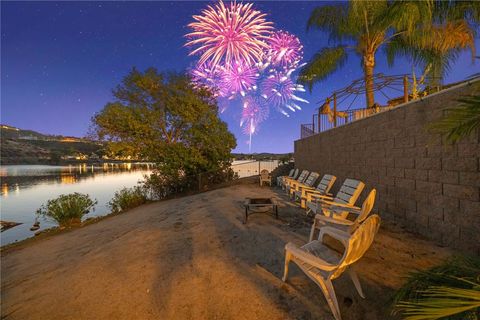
[2,1,478,153]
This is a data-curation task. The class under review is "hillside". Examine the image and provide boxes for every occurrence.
[1,125,104,165]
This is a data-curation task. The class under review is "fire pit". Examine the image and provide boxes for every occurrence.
[243,198,278,224]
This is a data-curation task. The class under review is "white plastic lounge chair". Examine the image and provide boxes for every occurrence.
[309,189,376,242]
[285,170,310,193]
[277,169,294,186]
[259,169,272,187]
[294,174,337,209]
[305,179,365,216]
[282,214,381,320]
[279,168,299,189]
[288,171,320,199]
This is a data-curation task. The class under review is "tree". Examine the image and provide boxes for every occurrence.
[91,68,237,194]
[299,0,477,108]
[386,1,479,90]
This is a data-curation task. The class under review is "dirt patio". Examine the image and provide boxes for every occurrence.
[1,183,451,320]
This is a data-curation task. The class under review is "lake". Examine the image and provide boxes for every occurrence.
[0,160,280,245]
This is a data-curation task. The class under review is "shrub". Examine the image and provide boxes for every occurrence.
[36,193,97,227]
[108,186,149,213]
[392,255,480,320]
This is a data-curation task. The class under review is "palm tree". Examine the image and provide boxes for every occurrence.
[429,94,480,143]
[299,0,477,108]
[386,1,479,90]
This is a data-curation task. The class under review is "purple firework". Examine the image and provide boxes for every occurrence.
[266,30,303,69]
[220,61,259,98]
[240,95,269,135]
[261,71,308,116]
[189,63,225,97]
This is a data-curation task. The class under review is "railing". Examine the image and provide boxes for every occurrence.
[230,160,281,178]
[300,73,447,139]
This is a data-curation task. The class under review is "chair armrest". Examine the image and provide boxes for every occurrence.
[285,242,336,271]
[314,214,354,226]
[329,206,361,215]
[318,199,361,210]
[318,227,350,246]
[306,193,333,202]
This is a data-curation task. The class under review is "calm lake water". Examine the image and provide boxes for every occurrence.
[0,160,280,245]
[0,163,152,245]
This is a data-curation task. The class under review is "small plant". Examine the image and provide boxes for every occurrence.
[36,193,97,227]
[108,186,148,213]
[393,255,480,320]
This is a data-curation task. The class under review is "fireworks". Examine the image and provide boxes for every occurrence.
[240,95,269,131]
[185,1,273,68]
[261,71,308,115]
[220,61,259,98]
[185,1,309,149]
[266,31,303,69]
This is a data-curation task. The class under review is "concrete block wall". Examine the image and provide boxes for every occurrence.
[294,80,480,255]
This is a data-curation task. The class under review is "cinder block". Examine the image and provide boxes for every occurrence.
[443,184,479,201]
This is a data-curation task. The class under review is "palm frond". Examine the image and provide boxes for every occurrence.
[429,94,480,143]
[306,4,355,42]
[298,47,348,92]
[392,256,480,320]
[378,0,433,35]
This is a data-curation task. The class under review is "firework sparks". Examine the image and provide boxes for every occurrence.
[189,63,225,97]
[266,30,303,69]
[240,95,269,134]
[220,61,259,98]
[185,1,273,68]
[261,71,308,115]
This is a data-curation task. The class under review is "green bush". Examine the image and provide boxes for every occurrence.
[392,255,480,320]
[108,186,149,213]
[36,193,97,226]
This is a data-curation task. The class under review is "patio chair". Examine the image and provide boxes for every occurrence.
[285,170,309,192]
[309,189,376,242]
[282,214,381,320]
[288,171,320,199]
[259,169,272,187]
[305,179,365,216]
[279,168,299,189]
[276,168,294,187]
[294,174,337,209]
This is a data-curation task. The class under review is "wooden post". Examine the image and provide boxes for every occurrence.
[198,173,202,191]
[403,75,409,103]
[333,93,337,128]
[312,114,315,133]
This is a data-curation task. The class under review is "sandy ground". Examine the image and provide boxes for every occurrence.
[1,183,451,320]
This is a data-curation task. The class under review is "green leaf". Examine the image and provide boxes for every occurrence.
[298,47,348,92]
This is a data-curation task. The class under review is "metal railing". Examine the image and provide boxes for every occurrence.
[300,73,447,139]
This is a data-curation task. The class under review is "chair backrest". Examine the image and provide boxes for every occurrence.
[333,214,381,278]
[291,169,300,179]
[333,179,365,205]
[303,172,319,187]
[287,169,295,177]
[315,174,337,194]
[348,189,376,233]
[297,170,309,183]
[260,169,270,179]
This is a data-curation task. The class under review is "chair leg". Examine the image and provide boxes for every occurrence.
[317,278,342,320]
[282,251,292,282]
[348,267,365,299]
[309,219,317,242]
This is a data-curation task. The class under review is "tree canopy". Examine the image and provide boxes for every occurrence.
[91,68,237,180]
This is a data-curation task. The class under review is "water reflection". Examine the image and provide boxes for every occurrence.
[0,163,152,245]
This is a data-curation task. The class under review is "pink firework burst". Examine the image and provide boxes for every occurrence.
[220,61,259,98]
[240,95,269,135]
[185,1,273,68]
[189,63,226,97]
[261,71,308,115]
[266,30,303,69]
